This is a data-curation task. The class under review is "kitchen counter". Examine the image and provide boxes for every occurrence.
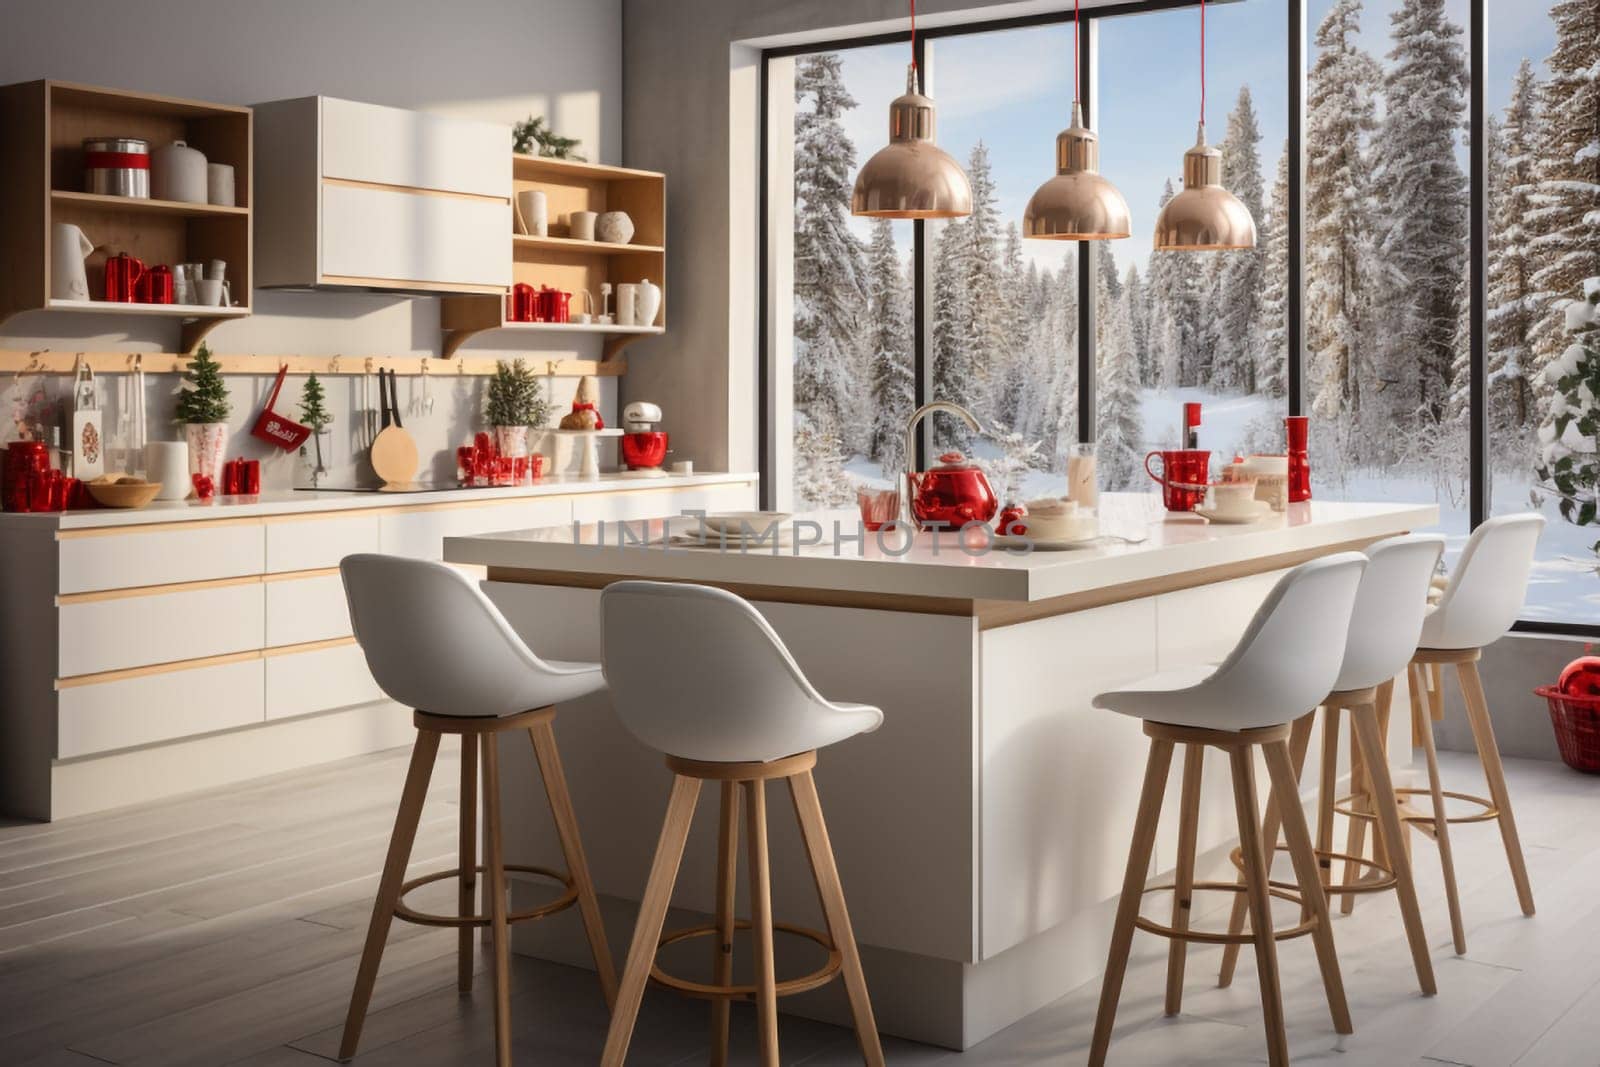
[456,493,1435,1049]
[0,470,757,530]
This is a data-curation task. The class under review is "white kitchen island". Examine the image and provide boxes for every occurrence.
[447,494,1437,1049]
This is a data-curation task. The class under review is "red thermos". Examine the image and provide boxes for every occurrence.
[1285,416,1311,502]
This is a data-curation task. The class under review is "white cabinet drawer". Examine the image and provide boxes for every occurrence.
[320,98,508,198]
[321,184,510,288]
[59,583,265,678]
[380,499,572,561]
[571,483,758,525]
[59,523,265,594]
[265,514,380,573]
[265,641,386,721]
[266,574,353,647]
[58,659,264,758]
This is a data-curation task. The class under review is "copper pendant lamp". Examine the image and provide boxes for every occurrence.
[851,0,972,219]
[1023,0,1131,240]
[1153,0,1257,251]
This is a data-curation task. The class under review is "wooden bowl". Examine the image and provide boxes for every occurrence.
[87,477,163,509]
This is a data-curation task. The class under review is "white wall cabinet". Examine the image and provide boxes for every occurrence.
[253,95,511,292]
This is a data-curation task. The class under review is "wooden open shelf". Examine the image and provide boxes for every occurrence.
[440,155,665,361]
[0,80,252,353]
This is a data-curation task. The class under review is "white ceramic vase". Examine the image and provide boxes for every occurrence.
[635,278,662,328]
[184,422,228,492]
[494,424,529,458]
[595,211,634,245]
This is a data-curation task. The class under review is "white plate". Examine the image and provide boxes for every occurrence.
[701,511,791,536]
[991,533,1101,551]
[1195,501,1274,524]
[671,531,795,549]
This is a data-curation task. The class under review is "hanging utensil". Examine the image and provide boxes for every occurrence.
[370,368,418,487]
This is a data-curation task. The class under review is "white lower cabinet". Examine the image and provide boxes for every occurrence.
[265,642,386,721]
[58,523,264,594]
[379,499,572,560]
[265,573,354,647]
[58,659,264,759]
[265,514,380,573]
[58,583,266,678]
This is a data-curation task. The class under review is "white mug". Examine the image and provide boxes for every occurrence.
[205,259,226,281]
[615,283,638,327]
[569,210,598,241]
[515,190,547,237]
[207,163,235,207]
[196,279,230,307]
[145,441,190,500]
[671,460,693,475]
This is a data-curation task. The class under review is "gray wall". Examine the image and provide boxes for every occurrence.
[1,0,621,487]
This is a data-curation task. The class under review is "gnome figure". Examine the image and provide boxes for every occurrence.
[558,375,604,430]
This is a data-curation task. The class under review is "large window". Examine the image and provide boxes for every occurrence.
[762,0,1600,633]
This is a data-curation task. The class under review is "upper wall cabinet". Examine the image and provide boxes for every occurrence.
[252,97,511,294]
[0,80,253,352]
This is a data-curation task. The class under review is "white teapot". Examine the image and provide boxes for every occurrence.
[51,223,94,301]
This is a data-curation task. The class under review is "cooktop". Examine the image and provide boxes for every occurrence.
[295,481,491,494]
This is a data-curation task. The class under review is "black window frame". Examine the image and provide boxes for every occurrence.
[759,0,1577,636]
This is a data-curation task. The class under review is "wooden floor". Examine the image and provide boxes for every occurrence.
[3,741,1599,1066]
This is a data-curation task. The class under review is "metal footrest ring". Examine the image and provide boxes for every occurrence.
[649,920,843,1001]
[1131,882,1318,945]
[1225,844,1397,896]
[393,864,578,928]
[1332,788,1498,825]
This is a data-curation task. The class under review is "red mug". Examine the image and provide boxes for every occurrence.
[1145,449,1212,512]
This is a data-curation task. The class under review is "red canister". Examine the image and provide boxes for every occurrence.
[138,264,174,304]
[510,283,537,323]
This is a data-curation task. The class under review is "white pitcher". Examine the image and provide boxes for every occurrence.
[51,222,94,301]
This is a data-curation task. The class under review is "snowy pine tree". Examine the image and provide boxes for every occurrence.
[794,418,856,508]
[1527,0,1600,397]
[931,219,976,450]
[1258,143,1290,398]
[865,218,914,478]
[793,53,869,453]
[959,143,1007,420]
[1371,0,1469,429]
[1212,86,1268,393]
[1097,288,1144,489]
[1124,264,1151,387]
[1306,0,1383,425]
[1536,282,1600,526]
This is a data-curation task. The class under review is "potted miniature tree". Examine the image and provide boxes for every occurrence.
[299,372,334,486]
[485,358,552,459]
[174,343,231,492]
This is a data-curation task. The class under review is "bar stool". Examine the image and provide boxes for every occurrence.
[336,555,617,1066]
[1088,553,1368,1067]
[1216,535,1445,997]
[1345,513,1545,954]
[597,580,886,1067]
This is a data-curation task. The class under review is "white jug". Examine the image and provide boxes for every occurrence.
[635,278,662,328]
[50,222,94,301]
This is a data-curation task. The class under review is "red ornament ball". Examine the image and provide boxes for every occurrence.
[1558,655,1600,699]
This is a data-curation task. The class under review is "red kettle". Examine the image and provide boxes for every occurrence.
[909,451,998,529]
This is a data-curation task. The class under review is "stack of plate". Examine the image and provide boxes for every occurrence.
[674,511,794,548]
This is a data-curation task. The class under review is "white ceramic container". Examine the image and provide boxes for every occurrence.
[634,278,662,327]
[595,211,633,244]
[151,140,208,203]
[145,441,191,500]
[569,210,597,241]
[515,190,547,236]
[207,163,235,206]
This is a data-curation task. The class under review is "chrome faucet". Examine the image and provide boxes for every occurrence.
[901,401,985,526]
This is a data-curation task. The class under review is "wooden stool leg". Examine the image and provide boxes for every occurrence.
[1376,679,1410,864]
[528,720,619,1008]
[1263,740,1352,1037]
[1414,672,1468,954]
[1317,706,1341,881]
[1231,743,1290,1067]
[1350,704,1437,995]
[1089,738,1175,1067]
[339,729,440,1062]
[1339,702,1370,917]
[482,735,513,1067]
[745,779,779,1067]
[790,769,886,1067]
[458,734,478,995]
[710,781,740,1067]
[1458,660,1536,916]
[601,776,702,1067]
[1165,745,1203,1014]
[1219,713,1313,988]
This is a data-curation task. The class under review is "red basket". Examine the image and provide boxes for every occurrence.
[1536,685,1600,774]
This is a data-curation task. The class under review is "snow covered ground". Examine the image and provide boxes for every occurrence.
[835,386,1596,626]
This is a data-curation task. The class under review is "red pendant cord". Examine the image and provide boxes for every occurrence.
[1073,0,1080,104]
[910,0,917,71]
[1200,0,1207,125]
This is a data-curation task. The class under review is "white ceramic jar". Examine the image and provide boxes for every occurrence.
[151,140,209,203]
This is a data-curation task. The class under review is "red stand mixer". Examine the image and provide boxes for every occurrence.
[619,401,669,478]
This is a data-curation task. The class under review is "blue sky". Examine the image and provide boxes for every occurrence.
[826,0,1556,277]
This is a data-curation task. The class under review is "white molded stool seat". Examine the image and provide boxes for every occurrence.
[336,554,617,1066]
[598,581,885,1067]
[600,580,883,762]
[1093,553,1369,731]
[342,553,605,716]
[1420,513,1545,650]
[1336,534,1448,691]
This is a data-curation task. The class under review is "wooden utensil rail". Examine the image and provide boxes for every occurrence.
[0,350,621,378]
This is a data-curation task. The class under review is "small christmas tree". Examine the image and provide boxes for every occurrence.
[1537,281,1600,527]
[485,358,552,428]
[298,373,332,432]
[510,115,585,161]
[174,343,230,425]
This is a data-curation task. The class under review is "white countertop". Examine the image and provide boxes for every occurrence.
[0,471,758,530]
[444,494,1439,604]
